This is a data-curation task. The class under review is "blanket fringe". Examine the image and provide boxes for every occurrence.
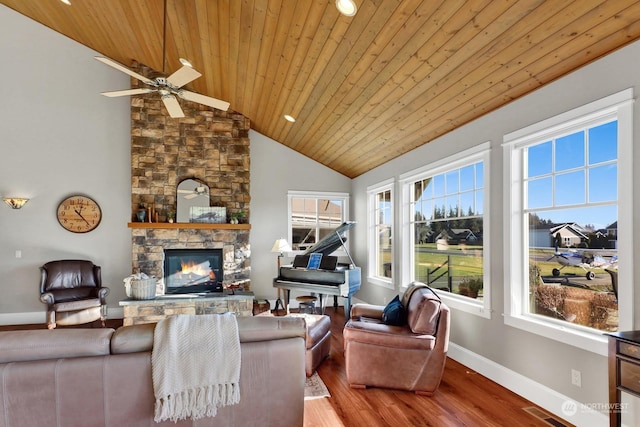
[154,383,241,422]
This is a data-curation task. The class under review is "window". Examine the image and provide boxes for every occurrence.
[503,89,633,354]
[368,180,393,287]
[400,143,491,317]
[288,191,349,252]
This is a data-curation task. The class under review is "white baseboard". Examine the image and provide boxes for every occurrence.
[0,308,124,326]
[448,343,607,426]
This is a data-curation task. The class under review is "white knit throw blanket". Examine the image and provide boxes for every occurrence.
[152,313,241,422]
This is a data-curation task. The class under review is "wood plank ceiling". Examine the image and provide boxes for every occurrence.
[3,0,640,178]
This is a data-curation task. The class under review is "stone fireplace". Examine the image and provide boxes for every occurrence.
[131,226,250,292]
[128,62,251,291]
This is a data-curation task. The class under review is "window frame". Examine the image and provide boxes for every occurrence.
[502,88,634,356]
[399,142,491,318]
[287,190,350,255]
[367,178,394,289]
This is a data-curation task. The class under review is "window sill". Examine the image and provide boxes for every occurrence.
[368,276,394,289]
[504,313,608,356]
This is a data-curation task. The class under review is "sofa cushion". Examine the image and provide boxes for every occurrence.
[382,295,407,326]
[406,287,441,335]
[344,320,435,350]
[0,328,114,363]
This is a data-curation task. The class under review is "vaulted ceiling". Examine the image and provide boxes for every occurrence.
[3,0,640,178]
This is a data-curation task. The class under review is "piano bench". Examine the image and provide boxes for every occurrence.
[296,295,318,314]
[286,313,331,376]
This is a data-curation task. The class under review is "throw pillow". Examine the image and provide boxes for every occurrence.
[382,295,407,326]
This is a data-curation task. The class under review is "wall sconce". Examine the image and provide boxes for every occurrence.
[3,197,29,209]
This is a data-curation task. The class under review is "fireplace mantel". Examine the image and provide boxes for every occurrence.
[128,222,250,230]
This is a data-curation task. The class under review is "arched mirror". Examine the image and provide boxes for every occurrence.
[176,179,210,222]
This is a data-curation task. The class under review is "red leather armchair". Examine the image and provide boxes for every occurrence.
[343,284,450,395]
[40,260,109,329]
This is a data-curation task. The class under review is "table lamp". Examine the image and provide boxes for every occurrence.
[271,238,292,312]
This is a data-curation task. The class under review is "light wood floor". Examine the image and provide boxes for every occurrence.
[0,311,571,427]
[302,307,572,427]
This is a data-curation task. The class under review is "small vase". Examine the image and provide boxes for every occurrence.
[136,209,146,222]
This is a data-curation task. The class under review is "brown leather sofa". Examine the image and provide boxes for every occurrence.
[343,285,450,395]
[0,316,306,427]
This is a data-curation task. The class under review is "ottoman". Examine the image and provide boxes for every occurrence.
[287,313,331,376]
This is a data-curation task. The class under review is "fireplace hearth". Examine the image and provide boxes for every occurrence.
[164,248,223,294]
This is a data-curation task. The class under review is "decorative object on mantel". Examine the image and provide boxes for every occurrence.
[3,197,29,209]
[177,179,210,222]
[166,211,175,223]
[229,210,246,224]
[137,204,147,222]
[189,206,226,224]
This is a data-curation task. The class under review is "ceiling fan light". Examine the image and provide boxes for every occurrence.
[284,114,296,123]
[336,0,357,17]
[179,57,193,68]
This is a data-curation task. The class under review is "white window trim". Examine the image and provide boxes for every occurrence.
[399,142,491,318]
[502,88,634,356]
[287,190,350,256]
[367,178,394,289]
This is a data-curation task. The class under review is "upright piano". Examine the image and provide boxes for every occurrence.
[273,221,361,318]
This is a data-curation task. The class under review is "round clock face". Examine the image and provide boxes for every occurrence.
[57,195,102,233]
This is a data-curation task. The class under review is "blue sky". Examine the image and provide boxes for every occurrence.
[526,120,617,229]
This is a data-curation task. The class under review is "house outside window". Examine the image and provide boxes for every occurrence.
[503,89,633,354]
[368,179,393,288]
[288,191,350,253]
[400,143,491,318]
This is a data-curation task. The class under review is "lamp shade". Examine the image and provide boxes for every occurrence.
[271,238,292,253]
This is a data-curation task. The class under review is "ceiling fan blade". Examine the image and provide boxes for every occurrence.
[162,95,185,118]
[94,56,156,86]
[184,193,198,199]
[100,88,155,97]
[180,90,230,111]
[166,66,201,88]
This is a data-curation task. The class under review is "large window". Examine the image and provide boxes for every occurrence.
[288,191,349,252]
[400,143,491,317]
[503,89,633,354]
[368,180,393,287]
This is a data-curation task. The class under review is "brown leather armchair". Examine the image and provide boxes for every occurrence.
[39,260,109,329]
[343,283,450,395]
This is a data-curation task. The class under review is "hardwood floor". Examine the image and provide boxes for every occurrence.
[304,307,572,427]
[0,312,571,427]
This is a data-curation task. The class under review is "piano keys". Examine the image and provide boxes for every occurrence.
[273,222,361,318]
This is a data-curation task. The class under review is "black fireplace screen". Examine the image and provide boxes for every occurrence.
[164,249,223,294]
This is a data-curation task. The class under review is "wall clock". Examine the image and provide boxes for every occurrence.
[57,195,102,233]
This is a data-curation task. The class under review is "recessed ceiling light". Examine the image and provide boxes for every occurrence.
[336,0,357,17]
[179,58,193,67]
[60,0,71,5]
[284,115,296,123]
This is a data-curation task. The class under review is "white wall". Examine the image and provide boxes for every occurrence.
[352,40,640,425]
[249,130,351,302]
[0,5,132,322]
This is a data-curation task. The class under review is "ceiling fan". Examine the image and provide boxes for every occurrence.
[95,56,230,118]
[178,185,209,200]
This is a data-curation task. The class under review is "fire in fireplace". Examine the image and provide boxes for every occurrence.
[163,249,223,294]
